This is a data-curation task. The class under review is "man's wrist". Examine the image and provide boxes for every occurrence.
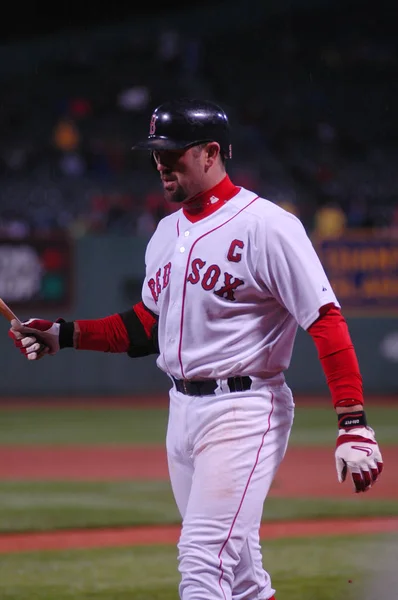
[335,402,364,415]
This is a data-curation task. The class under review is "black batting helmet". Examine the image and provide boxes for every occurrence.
[132,98,232,159]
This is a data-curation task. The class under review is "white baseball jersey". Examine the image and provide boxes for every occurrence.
[141,185,339,381]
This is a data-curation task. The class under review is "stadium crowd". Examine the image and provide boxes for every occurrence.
[0,1,396,240]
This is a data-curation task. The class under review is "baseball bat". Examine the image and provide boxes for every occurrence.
[0,297,48,356]
[0,298,21,323]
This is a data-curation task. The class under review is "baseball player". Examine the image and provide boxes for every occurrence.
[9,99,383,600]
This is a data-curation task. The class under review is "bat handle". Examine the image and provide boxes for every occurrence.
[0,299,21,323]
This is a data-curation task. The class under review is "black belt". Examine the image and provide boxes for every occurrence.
[172,376,252,396]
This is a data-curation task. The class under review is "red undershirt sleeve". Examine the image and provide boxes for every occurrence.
[307,305,364,408]
[74,313,130,353]
[72,301,158,355]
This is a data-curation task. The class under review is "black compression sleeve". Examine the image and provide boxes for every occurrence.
[119,308,159,357]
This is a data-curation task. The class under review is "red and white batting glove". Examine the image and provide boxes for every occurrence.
[335,410,383,493]
[8,318,62,360]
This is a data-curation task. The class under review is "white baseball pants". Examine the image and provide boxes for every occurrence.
[166,377,295,600]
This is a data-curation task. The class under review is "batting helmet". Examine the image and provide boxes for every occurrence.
[132,98,232,159]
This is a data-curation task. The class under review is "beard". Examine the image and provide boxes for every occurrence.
[163,182,187,204]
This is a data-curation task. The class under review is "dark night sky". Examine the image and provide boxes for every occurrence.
[0,0,393,46]
[0,2,217,44]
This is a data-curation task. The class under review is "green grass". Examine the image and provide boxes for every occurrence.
[0,481,178,531]
[0,405,397,446]
[290,405,398,446]
[0,481,397,532]
[0,534,397,599]
[0,408,168,446]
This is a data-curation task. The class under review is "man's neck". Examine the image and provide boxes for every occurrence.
[182,175,240,223]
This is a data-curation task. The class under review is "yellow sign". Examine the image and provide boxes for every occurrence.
[313,232,398,315]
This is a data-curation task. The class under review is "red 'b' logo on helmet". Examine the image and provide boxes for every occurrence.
[149,114,156,135]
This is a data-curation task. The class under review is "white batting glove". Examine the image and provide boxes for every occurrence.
[335,412,383,493]
[9,318,61,361]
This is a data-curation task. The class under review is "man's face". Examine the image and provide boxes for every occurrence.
[153,144,217,204]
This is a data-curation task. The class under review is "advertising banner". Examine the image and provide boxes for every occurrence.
[313,232,398,315]
[0,236,73,311]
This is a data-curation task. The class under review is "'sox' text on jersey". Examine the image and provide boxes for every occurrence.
[187,239,245,301]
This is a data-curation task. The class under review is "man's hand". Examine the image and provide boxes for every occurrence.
[335,420,383,493]
[8,318,61,360]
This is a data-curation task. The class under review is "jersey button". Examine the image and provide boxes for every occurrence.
[184,231,190,237]
[179,246,185,253]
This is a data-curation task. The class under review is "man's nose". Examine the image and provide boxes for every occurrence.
[152,153,163,168]
[156,160,169,172]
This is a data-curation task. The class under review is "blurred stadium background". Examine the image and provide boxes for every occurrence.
[0,0,397,397]
[0,1,397,599]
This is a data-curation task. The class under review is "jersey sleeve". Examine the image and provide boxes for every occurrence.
[259,210,340,330]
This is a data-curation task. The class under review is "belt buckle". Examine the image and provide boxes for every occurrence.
[183,380,189,395]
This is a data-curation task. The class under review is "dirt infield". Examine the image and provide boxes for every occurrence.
[0,445,397,499]
[0,517,397,554]
[0,443,397,552]
[0,394,397,408]
[0,397,397,553]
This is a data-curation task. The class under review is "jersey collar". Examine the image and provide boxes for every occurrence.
[182,175,240,223]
